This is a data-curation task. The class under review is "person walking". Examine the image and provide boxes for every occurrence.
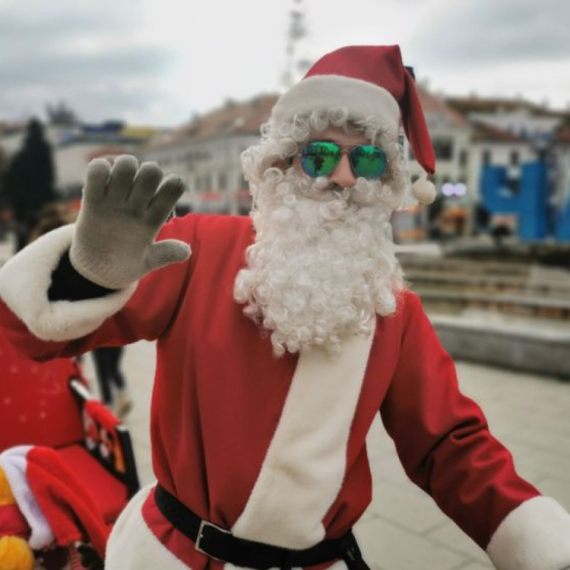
[91,346,133,418]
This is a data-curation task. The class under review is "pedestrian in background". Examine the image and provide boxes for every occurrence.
[91,346,132,418]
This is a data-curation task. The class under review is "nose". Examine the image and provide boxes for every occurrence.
[329,153,356,188]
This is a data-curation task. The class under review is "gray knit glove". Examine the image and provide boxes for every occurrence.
[70,155,191,289]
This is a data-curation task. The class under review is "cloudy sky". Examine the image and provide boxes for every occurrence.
[1,0,569,126]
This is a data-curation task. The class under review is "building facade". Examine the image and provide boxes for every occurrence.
[137,96,278,215]
[0,121,162,198]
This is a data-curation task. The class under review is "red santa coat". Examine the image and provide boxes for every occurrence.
[0,326,84,452]
[0,214,569,570]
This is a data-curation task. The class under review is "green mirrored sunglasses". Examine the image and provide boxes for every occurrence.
[299,141,388,180]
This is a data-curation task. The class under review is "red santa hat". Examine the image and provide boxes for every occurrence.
[271,45,437,205]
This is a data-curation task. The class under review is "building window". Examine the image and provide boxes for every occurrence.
[432,139,453,161]
[482,150,492,166]
[510,150,519,166]
[459,149,468,168]
[218,173,228,190]
[204,174,213,190]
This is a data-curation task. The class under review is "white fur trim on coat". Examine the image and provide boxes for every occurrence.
[271,75,400,133]
[106,484,349,570]
[231,321,375,549]
[224,560,347,570]
[486,496,570,570]
[0,446,55,550]
[0,224,136,342]
[106,484,189,570]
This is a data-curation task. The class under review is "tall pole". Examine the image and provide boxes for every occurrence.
[281,0,311,91]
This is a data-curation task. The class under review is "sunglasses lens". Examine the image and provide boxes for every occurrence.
[350,145,388,179]
[300,142,341,177]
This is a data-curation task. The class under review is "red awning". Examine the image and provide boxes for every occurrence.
[200,191,225,203]
[235,189,252,203]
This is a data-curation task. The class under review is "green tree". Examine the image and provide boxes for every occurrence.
[4,119,56,251]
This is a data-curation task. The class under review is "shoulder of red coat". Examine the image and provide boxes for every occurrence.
[393,287,424,320]
[159,213,254,242]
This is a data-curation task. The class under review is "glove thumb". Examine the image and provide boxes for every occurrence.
[146,240,191,272]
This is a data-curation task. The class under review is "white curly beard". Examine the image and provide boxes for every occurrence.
[234,167,404,357]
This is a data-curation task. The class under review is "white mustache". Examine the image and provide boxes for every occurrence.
[235,171,402,356]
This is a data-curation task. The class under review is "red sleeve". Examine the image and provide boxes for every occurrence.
[0,215,197,361]
[380,291,539,549]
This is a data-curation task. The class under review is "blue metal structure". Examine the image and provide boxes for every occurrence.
[556,195,570,241]
[481,162,569,242]
[481,166,520,214]
[519,162,548,241]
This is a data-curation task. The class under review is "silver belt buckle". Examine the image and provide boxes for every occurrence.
[195,519,232,561]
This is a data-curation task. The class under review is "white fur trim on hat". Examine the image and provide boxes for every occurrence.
[411,173,437,205]
[0,446,55,550]
[0,224,137,342]
[486,496,570,570]
[271,75,400,133]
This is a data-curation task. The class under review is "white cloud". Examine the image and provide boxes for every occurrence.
[0,0,568,126]
[0,0,178,123]
[408,0,570,67]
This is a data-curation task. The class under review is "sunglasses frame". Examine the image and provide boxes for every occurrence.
[295,140,389,180]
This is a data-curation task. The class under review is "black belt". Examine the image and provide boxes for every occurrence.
[155,484,370,570]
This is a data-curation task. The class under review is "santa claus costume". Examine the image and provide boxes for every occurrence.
[1,45,570,570]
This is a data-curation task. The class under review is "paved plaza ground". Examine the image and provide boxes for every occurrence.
[81,340,570,570]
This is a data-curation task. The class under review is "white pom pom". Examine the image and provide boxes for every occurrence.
[412,175,437,205]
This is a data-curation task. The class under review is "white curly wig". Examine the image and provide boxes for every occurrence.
[234,108,409,357]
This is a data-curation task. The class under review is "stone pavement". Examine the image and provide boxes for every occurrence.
[81,340,570,570]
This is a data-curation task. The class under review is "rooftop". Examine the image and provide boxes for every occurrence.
[554,122,570,145]
[144,86,474,152]
[446,95,568,119]
[416,85,469,128]
[0,120,26,137]
[145,94,279,150]
[470,120,528,144]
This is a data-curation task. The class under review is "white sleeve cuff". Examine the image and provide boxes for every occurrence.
[487,496,570,570]
[0,224,137,342]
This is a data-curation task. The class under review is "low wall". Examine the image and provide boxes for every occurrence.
[431,315,570,380]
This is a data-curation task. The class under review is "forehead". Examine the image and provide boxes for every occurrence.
[309,126,369,146]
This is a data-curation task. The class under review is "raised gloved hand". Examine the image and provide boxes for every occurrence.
[70,155,191,289]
